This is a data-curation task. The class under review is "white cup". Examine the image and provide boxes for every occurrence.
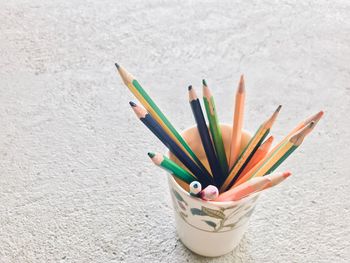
[168,124,260,257]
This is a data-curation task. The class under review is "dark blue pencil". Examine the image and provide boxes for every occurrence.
[188,86,223,188]
[130,101,213,187]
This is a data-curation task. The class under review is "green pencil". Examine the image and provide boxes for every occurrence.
[202,79,229,176]
[264,146,297,175]
[148,152,197,184]
[115,63,212,179]
[264,121,316,175]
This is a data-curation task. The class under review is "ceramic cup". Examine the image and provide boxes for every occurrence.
[168,124,260,257]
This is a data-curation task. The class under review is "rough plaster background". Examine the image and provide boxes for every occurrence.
[0,0,349,262]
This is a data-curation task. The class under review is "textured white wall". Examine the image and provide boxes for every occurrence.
[0,0,349,262]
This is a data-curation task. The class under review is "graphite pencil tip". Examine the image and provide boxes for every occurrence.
[237,75,245,93]
[264,105,282,129]
[129,101,137,107]
[314,111,324,121]
[202,81,211,99]
[114,63,120,69]
[265,135,274,143]
[290,121,315,145]
[283,171,292,178]
[147,152,155,158]
[202,79,207,87]
[188,85,193,91]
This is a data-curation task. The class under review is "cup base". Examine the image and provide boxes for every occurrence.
[174,211,249,257]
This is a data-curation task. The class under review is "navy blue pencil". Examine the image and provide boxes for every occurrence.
[129,101,213,187]
[188,86,223,188]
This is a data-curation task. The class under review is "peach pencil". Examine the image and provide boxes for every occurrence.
[200,185,219,201]
[216,177,271,202]
[229,75,245,169]
[263,171,292,189]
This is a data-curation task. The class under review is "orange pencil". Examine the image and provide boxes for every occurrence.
[234,121,316,187]
[220,105,282,192]
[263,171,291,189]
[216,177,271,202]
[229,75,245,168]
[239,135,274,178]
[233,111,323,188]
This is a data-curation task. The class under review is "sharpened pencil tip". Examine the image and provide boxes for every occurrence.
[202,79,207,87]
[283,171,292,178]
[114,63,120,69]
[129,101,137,107]
[237,75,245,93]
[147,152,155,158]
[188,85,192,91]
[276,105,282,112]
[240,74,244,82]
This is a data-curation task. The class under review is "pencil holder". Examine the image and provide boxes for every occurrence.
[168,124,260,257]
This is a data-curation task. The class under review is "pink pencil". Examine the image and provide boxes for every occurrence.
[263,171,291,189]
[201,185,219,201]
[216,177,271,202]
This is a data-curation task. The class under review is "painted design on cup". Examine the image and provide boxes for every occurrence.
[171,188,259,233]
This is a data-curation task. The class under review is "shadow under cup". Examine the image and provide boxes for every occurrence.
[168,124,261,257]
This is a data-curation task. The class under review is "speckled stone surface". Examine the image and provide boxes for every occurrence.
[0,0,349,262]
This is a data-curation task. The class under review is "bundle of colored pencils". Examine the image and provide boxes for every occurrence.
[115,63,323,202]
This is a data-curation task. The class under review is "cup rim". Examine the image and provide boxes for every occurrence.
[168,123,258,206]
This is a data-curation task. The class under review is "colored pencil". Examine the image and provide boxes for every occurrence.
[237,111,324,188]
[217,171,291,202]
[202,79,228,175]
[189,85,223,187]
[240,136,274,177]
[257,111,324,175]
[229,75,246,169]
[263,171,291,189]
[117,66,323,201]
[216,177,271,202]
[130,101,213,187]
[291,111,324,135]
[262,121,316,177]
[264,121,316,175]
[115,63,210,176]
[200,185,219,201]
[266,111,324,158]
[220,105,282,192]
[148,152,197,184]
[189,181,202,196]
[234,121,316,186]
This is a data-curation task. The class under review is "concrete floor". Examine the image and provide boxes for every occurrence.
[0,0,349,262]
